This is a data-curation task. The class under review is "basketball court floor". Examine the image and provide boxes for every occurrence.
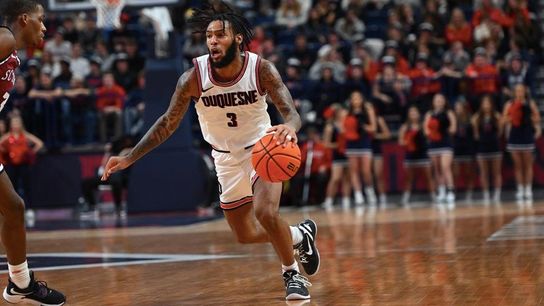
[3,197,544,305]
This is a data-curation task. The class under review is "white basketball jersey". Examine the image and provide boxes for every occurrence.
[193,51,271,152]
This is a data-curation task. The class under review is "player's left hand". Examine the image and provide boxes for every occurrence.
[267,124,298,147]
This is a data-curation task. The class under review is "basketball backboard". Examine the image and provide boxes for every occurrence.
[48,0,182,11]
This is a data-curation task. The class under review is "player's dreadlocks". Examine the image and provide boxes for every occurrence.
[0,0,41,26]
[188,1,254,51]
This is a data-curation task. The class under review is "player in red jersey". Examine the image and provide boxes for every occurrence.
[0,1,65,304]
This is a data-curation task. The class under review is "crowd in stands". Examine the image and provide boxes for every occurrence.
[0,0,542,208]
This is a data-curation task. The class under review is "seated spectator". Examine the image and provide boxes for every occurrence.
[344,58,369,99]
[24,59,41,92]
[472,0,514,28]
[351,42,380,85]
[182,32,207,63]
[63,77,95,144]
[70,43,90,80]
[44,28,72,62]
[287,34,316,73]
[96,73,125,143]
[308,45,346,83]
[310,65,343,120]
[445,8,472,48]
[473,16,504,45]
[112,53,137,92]
[276,0,308,29]
[334,8,365,42]
[86,57,104,89]
[381,40,410,75]
[79,15,100,56]
[442,41,471,72]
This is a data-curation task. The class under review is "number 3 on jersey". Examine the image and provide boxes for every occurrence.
[226,112,238,127]
[0,92,9,112]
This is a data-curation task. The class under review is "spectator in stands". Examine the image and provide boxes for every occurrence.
[351,42,380,86]
[53,56,73,89]
[0,116,43,225]
[289,125,331,206]
[70,43,90,80]
[408,53,441,112]
[465,47,500,110]
[86,57,104,89]
[472,95,503,203]
[28,72,63,148]
[424,93,456,203]
[276,0,308,29]
[7,78,29,119]
[503,84,541,202]
[61,17,79,44]
[79,15,100,56]
[472,0,513,28]
[473,15,504,45]
[44,28,72,62]
[442,41,471,73]
[248,26,266,54]
[309,45,346,83]
[94,40,115,72]
[310,65,342,119]
[288,34,317,73]
[452,99,476,201]
[344,58,368,99]
[124,73,145,137]
[182,32,207,62]
[344,91,377,205]
[96,73,125,143]
[397,3,416,35]
[112,53,137,92]
[445,8,472,48]
[125,40,145,74]
[322,104,351,210]
[23,59,40,93]
[399,106,434,205]
[40,50,59,78]
[421,0,446,39]
[283,58,305,101]
[372,56,410,128]
[381,40,410,75]
[63,77,95,144]
[501,53,533,101]
[334,8,365,42]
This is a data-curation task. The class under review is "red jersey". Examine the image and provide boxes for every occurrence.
[1,132,33,165]
[0,50,20,113]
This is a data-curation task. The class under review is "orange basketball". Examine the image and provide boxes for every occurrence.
[251,134,301,182]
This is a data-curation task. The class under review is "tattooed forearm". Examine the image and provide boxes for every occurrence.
[126,69,196,163]
[259,59,301,131]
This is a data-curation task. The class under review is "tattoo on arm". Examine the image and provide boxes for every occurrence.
[127,68,197,163]
[259,60,301,131]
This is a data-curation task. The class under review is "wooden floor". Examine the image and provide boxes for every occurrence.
[6,201,544,305]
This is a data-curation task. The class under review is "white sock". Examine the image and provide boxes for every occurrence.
[290,226,303,245]
[493,188,500,198]
[282,261,299,273]
[517,185,524,193]
[323,197,333,206]
[342,196,350,205]
[438,185,446,196]
[365,187,376,200]
[525,185,532,193]
[354,190,364,204]
[9,261,30,289]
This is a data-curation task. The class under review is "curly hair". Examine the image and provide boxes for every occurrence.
[0,0,42,26]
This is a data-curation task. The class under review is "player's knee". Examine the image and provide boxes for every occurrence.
[254,206,277,226]
[4,196,25,221]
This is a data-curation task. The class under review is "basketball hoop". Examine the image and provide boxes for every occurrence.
[91,0,126,30]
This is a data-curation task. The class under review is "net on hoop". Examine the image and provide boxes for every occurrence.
[91,0,126,29]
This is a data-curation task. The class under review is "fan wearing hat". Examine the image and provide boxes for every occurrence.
[464,47,499,109]
[501,53,533,101]
[372,55,410,125]
[381,40,409,74]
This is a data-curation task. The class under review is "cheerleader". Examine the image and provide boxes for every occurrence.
[372,115,392,206]
[503,84,541,201]
[322,104,352,209]
[399,106,435,205]
[344,91,377,205]
[453,100,476,201]
[472,95,503,202]
[424,93,457,203]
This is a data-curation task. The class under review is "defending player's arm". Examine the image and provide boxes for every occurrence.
[259,59,301,146]
[101,68,198,180]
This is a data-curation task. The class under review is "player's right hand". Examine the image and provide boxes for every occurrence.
[101,156,132,181]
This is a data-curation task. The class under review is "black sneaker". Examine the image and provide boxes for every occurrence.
[3,271,66,305]
[295,219,320,275]
[283,270,311,300]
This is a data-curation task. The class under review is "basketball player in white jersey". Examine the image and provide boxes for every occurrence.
[0,1,65,304]
[102,2,319,300]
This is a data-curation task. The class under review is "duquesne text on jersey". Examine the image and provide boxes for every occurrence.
[201,90,259,108]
